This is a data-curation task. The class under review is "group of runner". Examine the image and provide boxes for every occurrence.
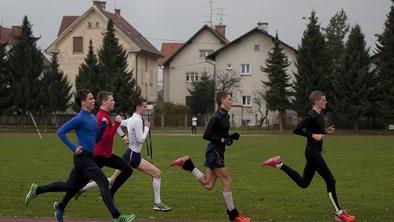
[24,89,355,222]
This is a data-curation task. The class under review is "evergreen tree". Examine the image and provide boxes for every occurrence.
[333,25,375,130]
[111,69,141,115]
[98,19,140,114]
[40,53,72,114]
[188,73,215,115]
[323,9,350,63]
[261,33,292,132]
[324,9,350,112]
[375,0,394,121]
[0,43,12,113]
[292,11,332,117]
[75,40,102,96]
[7,16,43,119]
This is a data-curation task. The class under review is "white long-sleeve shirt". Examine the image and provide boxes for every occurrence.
[117,113,149,153]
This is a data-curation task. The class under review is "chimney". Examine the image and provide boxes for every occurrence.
[11,26,21,37]
[93,1,106,10]
[115,9,121,16]
[215,24,226,38]
[257,22,269,33]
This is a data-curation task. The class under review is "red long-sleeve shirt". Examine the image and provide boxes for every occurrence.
[93,109,120,158]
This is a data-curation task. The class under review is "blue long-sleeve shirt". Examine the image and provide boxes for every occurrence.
[57,109,105,153]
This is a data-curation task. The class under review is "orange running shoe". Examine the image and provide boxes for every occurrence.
[262,156,282,168]
[335,210,356,222]
[170,155,191,168]
[233,213,251,222]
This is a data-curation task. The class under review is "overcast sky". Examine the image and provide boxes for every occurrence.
[0,0,391,53]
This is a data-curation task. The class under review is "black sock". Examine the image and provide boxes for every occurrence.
[182,159,195,171]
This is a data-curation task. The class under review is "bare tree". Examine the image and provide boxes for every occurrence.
[253,89,269,127]
[215,69,241,92]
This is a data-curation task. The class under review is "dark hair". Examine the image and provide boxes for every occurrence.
[309,91,325,105]
[133,97,146,112]
[97,91,113,107]
[216,91,229,106]
[75,89,92,107]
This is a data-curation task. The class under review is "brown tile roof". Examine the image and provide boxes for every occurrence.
[57,8,161,56]
[58,16,79,37]
[157,42,183,65]
[0,26,18,46]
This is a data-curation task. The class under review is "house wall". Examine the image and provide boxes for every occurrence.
[163,29,226,105]
[50,9,157,102]
[214,31,298,127]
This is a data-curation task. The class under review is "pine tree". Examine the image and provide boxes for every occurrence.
[375,0,394,122]
[98,19,140,114]
[324,9,350,63]
[333,25,375,130]
[7,16,43,122]
[292,11,332,117]
[75,40,102,96]
[261,33,292,132]
[111,69,141,115]
[188,73,215,115]
[40,53,72,114]
[0,43,12,113]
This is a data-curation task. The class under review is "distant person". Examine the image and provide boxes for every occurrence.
[171,92,251,222]
[262,91,355,222]
[24,89,135,222]
[191,115,197,134]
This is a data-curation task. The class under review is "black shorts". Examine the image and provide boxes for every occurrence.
[122,149,142,168]
[204,149,225,169]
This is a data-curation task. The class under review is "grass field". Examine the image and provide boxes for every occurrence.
[0,133,393,222]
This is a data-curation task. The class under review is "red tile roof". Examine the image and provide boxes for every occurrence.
[57,8,161,56]
[57,16,79,37]
[0,26,18,46]
[157,43,183,65]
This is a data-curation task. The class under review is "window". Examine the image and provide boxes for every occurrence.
[242,96,251,106]
[96,22,100,28]
[240,64,251,75]
[226,64,232,70]
[199,49,214,58]
[73,36,83,53]
[88,22,92,28]
[254,44,260,51]
[186,72,199,82]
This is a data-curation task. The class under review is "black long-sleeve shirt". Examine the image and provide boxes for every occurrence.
[293,109,327,151]
[203,108,230,153]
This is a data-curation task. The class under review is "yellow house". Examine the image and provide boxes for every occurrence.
[46,1,161,102]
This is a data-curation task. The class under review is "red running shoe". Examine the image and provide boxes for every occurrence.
[170,155,191,168]
[335,210,355,222]
[262,156,282,168]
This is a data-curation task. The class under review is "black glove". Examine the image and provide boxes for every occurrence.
[224,138,233,146]
[230,132,240,141]
[100,120,107,130]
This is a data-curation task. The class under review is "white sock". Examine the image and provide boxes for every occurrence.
[192,168,204,180]
[336,210,343,216]
[223,192,235,211]
[152,177,161,204]
[277,162,284,169]
[82,180,98,191]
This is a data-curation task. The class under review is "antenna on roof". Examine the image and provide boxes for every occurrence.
[203,0,215,27]
[216,8,227,24]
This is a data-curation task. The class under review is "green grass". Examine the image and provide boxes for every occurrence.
[0,133,393,221]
